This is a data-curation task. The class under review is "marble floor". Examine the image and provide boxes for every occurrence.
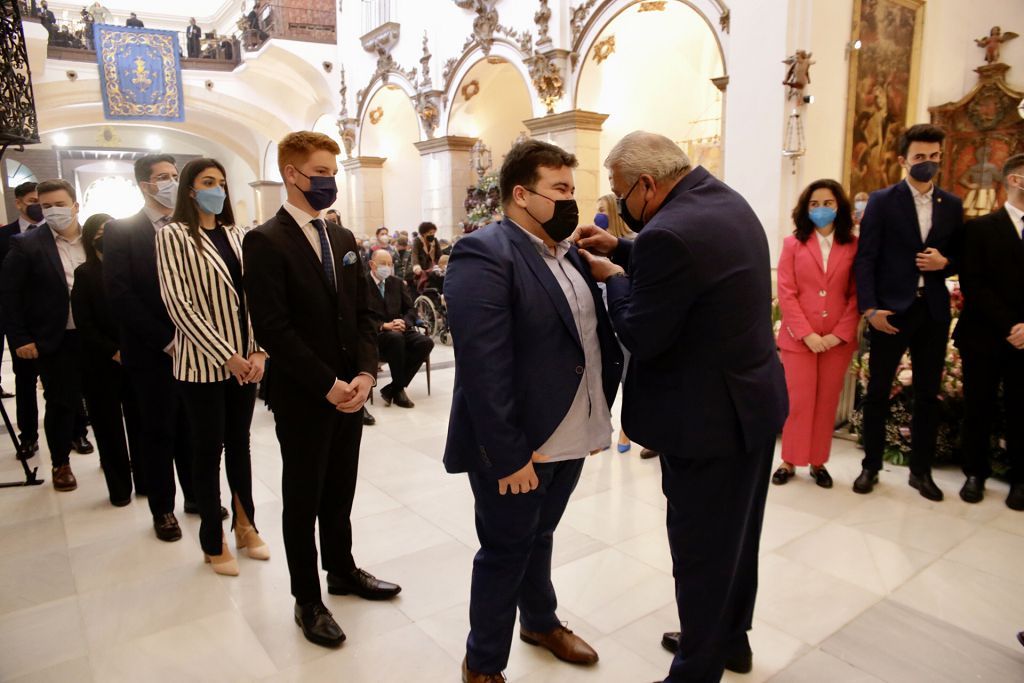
[1,344,1023,682]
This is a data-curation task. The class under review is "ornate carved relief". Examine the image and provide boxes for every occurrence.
[527,50,566,114]
[638,1,667,11]
[454,0,501,55]
[420,31,433,89]
[535,0,552,46]
[592,35,615,63]
[416,90,443,138]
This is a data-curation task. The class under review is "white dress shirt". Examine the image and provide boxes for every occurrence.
[51,227,86,329]
[815,230,833,273]
[512,221,613,461]
[18,217,38,233]
[143,205,173,231]
[907,179,934,287]
[283,200,334,265]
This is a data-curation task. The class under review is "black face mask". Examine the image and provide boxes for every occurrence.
[618,178,648,232]
[26,203,44,223]
[93,237,103,255]
[293,168,338,211]
[908,160,940,183]
[522,187,579,242]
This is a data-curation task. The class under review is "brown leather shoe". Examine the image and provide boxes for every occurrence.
[461,656,506,682]
[52,464,77,492]
[520,624,599,665]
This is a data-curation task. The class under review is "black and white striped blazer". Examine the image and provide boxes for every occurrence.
[156,222,261,383]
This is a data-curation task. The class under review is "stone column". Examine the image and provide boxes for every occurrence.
[524,110,609,219]
[412,135,477,239]
[248,180,284,223]
[340,156,386,233]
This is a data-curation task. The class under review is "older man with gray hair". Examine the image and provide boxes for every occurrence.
[578,131,788,683]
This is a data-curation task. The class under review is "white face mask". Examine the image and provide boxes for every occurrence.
[148,178,178,209]
[376,265,393,280]
[43,206,75,232]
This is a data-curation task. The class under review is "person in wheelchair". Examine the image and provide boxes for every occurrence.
[367,251,434,409]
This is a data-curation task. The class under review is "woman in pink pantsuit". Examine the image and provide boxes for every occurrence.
[774,179,860,488]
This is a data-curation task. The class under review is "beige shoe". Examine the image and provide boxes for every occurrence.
[204,543,239,576]
[235,526,270,560]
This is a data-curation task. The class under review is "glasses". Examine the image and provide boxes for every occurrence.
[150,173,178,183]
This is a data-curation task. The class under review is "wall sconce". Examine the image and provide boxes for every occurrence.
[470,139,492,180]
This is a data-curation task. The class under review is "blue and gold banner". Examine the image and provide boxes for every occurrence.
[94,24,184,122]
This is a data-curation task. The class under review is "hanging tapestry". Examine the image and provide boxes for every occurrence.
[94,24,184,122]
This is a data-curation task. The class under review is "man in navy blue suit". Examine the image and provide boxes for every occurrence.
[578,131,787,683]
[854,123,963,501]
[444,140,623,683]
[0,179,87,492]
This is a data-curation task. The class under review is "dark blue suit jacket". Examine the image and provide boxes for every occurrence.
[854,180,963,322]
[0,220,22,266]
[605,166,788,459]
[443,219,624,479]
[0,226,72,355]
[103,210,175,369]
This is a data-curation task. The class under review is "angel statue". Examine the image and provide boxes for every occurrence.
[783,50,814,101]
[976,26,1018,65]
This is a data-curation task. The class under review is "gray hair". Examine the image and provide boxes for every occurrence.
[604,131,691,185]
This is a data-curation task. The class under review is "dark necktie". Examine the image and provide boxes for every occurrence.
[311,219,336,290]
[26,224,37,231]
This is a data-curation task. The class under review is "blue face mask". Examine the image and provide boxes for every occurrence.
[194,186,226,215]
[376,265,393,280]
[809,206,837,228]
[294,168,338,212]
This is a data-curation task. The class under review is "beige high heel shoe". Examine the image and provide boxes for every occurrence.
[233,494,270,561]
[204,543,239,576]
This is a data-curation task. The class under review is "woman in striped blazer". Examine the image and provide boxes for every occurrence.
[156,158,268,576]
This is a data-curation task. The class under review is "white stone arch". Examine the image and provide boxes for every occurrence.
[440,39,544,135]
[354,71,422,153]
[570,0,729,108]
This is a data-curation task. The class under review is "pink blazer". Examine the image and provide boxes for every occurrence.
[777,234,860,352]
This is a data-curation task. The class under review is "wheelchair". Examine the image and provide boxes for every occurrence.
[414,287,449,345]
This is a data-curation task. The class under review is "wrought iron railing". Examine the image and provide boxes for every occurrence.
[1,0,40,149]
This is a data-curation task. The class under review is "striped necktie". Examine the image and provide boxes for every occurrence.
[311,219,336,290]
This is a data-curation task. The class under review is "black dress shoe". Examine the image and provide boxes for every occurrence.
[809,465,833,489]
[16,438,38,461]
[959,476,985,504]
[660,632,752,673]
[327,568,402,600]
[771,465,794,485]
[391,389,415,408]
[852,468,878,494]
[153,513,182,542]
[362,407,376,426]
[1007,483,1024,511]
[111,497,131,508]
[0,386,14,398]
[640,448,660,460]
[183,501,229,519]
[71,436,94,454]
[909,472,943,501]
[294,601,345,648]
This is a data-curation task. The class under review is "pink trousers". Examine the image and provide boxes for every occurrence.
[780,346,856,467]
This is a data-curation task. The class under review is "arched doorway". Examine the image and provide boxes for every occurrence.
[575,1,725,192]
[448,57,534,176]
[357,85,423,237]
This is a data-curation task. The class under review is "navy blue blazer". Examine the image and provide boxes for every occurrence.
[854,180,963,322]
[604,166,788,459]
[0,226,72,355]
[0,220,23,267]
[103,210,176,369]
[443,219,624,479]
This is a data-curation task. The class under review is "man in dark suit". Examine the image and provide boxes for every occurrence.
[578,131,787,683]
[954,153,1024,510]
[104,153,197,541]
[1,182,43,443]
[0,182,92,458]
[446,140,623,682]
[243,131,400,650]
[0,179,88,492]
[366,249,433,409]
[854,124,964,501]
[186,17,201,58]
[125,12,144,27]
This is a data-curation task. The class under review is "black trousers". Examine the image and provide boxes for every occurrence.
[861,299,949,475]
[378,329,433,391]
[10,351,87,444]
[80,354,135,503]
[961,347,1024,484]
[127,363,195,517]
[178,379,257,556]
[35,332,83,469]
[661,439,773,683]
[465,458,584,674]
[275,399,362,604]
